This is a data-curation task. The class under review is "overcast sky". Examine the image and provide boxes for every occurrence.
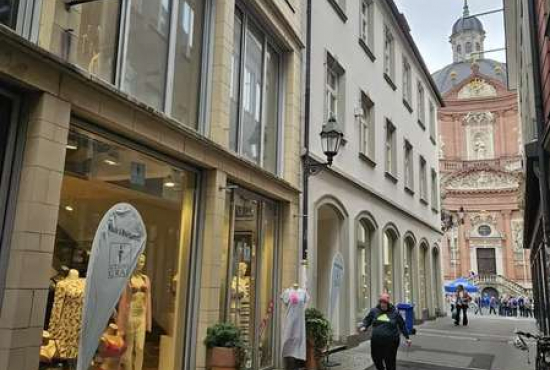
[393,0,506,73]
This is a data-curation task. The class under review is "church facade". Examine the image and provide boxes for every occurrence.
[436,1,531,297]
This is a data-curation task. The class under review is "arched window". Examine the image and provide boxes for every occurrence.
[383,229,398,296]
[404,237,416,303]
[466,42,473,54]
[419,243,430,310]
[457,44,462,54]
[357,220,373,318]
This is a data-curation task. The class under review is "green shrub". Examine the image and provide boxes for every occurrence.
[204,322,244,349]
[305,308,332,356]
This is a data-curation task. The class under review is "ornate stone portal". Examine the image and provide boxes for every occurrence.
[458,78,497,99]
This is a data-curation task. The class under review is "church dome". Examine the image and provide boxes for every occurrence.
[452,16,484,36]
[432,59,507,95]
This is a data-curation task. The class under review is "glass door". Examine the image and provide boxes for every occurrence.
[226,188,278,370]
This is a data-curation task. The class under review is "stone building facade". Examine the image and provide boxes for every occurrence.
[436,2,530,297]
[0,1,303,369]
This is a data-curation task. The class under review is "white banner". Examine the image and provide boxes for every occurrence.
[77,203,147,370]
[328,252,345,322]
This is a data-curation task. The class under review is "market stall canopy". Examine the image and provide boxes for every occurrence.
[444,277,479,293]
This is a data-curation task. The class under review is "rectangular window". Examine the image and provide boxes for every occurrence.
[359,0,374,47]
[431,168,439,210]
[37,0,207,129]
[404,140,413,191]
[384,26,395,80]
[429,102,437,141]
[359,92,375,160]
[230,7,282,173]
[402,58,412,105]
[171,0,207,129]
[327,65,339,120]
[385,120,396,176]
[417,82,425,125]
[419,156,428,202]
[0,0,19,29]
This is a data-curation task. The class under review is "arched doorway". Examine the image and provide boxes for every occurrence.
[383,226,399,297]
[403,235,416,304]
[419,242,430,315]
[482,287,499,299]
[356,218,376,320]
[316,201,347,338]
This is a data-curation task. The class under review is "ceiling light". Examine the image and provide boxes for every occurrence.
[164,181,176,188]
[104,159,118,166]
[66,144,78,150]
[65,205,74,212]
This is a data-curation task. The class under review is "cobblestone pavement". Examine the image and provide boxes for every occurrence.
[332,314,537,370]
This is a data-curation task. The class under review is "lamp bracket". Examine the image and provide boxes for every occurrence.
[303,156,329,177]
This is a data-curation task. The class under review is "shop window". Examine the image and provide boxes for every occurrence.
[419,244,429,310]
[356,220,373,320]
[404,239,415,303]
[224,189,279,370]
[230,7,282,173]
[41,126,198,370]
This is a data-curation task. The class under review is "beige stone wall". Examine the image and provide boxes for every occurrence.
[0,0,304,365]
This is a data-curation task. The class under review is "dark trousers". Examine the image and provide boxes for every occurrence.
[489,306,497,315]
[371,338,399,370]
[455,305,468,325]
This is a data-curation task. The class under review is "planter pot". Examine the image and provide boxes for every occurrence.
[207,347,238,370]
[305,340,321,370]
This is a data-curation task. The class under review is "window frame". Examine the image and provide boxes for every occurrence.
[359,91,375,162]
[359,0,374,47]
[431,168,439,212]
[429,101,437,144]
[385,119,397,180]
[417,81,425,126]
[419,156,428,203]
[404,139,414,193]
[383,25,396,89]
[231,4,285,174]
[325,52,346,127]
[402,57,412,111]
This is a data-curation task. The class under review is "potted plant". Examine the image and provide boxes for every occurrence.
[204,322,244,370]
[305,308,332,370]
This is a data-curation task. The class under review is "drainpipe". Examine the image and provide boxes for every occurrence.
[527,0,550,333]
[301,0,312,269]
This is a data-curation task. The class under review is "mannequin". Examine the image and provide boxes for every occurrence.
[231,262,251,300]
[281,284,309,370]
[95,324,126,370]
[48,269,86,359]
[119,254,152,370]
[231,262,251,343]
[39,330,58,364]
[45,265,69,329]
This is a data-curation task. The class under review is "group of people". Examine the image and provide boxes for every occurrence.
[446,290,534,320]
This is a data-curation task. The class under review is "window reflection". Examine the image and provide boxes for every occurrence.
[0,0,18,29]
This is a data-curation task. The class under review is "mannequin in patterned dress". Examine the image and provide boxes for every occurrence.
[47,269,86,360]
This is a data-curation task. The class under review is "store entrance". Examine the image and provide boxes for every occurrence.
[226,189,278,370]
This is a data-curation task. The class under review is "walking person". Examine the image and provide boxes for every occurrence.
[360,293,411,370]
[454,285,471,326]
[489,296,497,315]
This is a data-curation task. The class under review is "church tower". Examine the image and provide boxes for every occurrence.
[450,0,486,62]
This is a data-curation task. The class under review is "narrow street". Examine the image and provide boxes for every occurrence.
[332,314,537,370]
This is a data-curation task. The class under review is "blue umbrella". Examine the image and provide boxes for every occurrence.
[444,277,479,293]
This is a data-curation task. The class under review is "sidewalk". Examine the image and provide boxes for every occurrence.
[327,339,374,370]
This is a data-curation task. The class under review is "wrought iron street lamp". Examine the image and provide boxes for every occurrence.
[304,115,344,176]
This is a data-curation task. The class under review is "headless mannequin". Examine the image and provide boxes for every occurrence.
[122,255,151,370]
[48,269,85,360]
[96,324,125,370]
[281,283,309,370]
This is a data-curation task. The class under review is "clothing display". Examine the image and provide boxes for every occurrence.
[95,324,126,370]
[47,269,86,359]
[118,259,152,370]
[39,331,58,364]
[281,286,309,362]
[230,262,251,347]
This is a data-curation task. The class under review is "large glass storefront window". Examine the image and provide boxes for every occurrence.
[356,221,372,320]
[403,239,415,303]
[0,0,18,28]
[225,189,278,370]
[40,126,197,370]
[419,245,429,310]
[230,6,282,173]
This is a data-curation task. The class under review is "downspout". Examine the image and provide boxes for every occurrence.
[527,0,550,333]
[302,0,312,264]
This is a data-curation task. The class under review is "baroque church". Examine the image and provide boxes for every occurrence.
[436,1,531,297]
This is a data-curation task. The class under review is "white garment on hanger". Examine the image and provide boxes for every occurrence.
[281,288,309,361]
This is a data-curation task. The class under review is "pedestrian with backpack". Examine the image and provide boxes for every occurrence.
[454,284,471,326]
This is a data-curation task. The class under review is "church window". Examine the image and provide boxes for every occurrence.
[457,44,462,54]
[466,42,472,54]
